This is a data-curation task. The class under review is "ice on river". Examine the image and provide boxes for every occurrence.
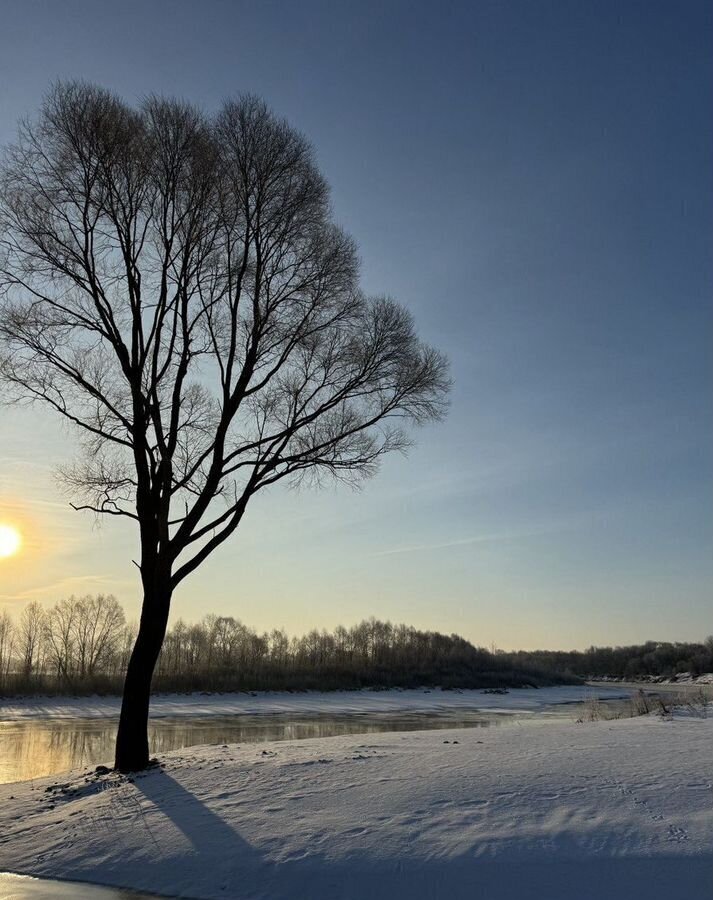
[0,684,629,721]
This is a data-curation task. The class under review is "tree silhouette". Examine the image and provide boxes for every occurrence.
[0,82,450,771]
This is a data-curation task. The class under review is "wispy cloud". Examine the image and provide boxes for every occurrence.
[370,527,553,557]
[0,573,126,604]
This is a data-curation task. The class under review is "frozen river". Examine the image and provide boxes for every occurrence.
[0,684,650,784]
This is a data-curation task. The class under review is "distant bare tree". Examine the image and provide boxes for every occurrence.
[0,82,449,771]
[0,611,14,685]
[118,619,138,674]
[17,600,45,678]
[44,597,78,682]
[40,593,126,681]
[72,594,125,677]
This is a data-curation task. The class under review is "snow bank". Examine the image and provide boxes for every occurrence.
[0,684,628,721]
[668,672,713,685]
[593,674,713,686]
[1,712,710,900]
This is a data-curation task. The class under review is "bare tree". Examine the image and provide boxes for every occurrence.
[72,594,126,677]
[44,597,78,682]
[0,82,449,771]
[0,611,14,686]
[40,593,126,681]
[17,600,45,678]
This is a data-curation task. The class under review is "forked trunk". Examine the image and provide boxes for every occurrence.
[114,586,171,772]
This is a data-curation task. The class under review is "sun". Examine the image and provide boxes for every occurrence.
[0,524,22,559]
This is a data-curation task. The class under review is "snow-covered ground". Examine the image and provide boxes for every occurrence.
[0,684,628,721]
[1,710,710,900]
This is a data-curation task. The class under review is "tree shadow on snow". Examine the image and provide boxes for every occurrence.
[128,770,276,896]
[74,773,713,900]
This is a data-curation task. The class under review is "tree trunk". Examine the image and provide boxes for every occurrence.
[114,587,171,772]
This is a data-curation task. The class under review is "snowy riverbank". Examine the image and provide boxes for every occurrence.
[0,684,628,721]
[1,710,711,900]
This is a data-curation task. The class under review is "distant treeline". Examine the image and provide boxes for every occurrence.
[2,596,707,697]
[502,640,713,681]
[0,596,568,696]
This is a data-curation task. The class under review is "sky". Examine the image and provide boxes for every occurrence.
[0,0,711,650]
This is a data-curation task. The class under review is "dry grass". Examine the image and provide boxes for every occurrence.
[577,687,711,723]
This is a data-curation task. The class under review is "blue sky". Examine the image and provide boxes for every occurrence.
[0,0,711,649]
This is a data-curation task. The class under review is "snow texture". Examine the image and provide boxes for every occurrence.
[1,711,711,900]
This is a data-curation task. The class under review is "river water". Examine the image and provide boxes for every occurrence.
[0,685,665,784]
[0,709,520,784]
[0,872,155,898]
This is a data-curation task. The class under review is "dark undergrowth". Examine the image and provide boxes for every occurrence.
[0,664,577,698]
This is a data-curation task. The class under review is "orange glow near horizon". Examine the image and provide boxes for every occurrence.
[0,524,22,559]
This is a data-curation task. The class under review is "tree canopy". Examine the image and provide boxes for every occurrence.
[0,82,449,587]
